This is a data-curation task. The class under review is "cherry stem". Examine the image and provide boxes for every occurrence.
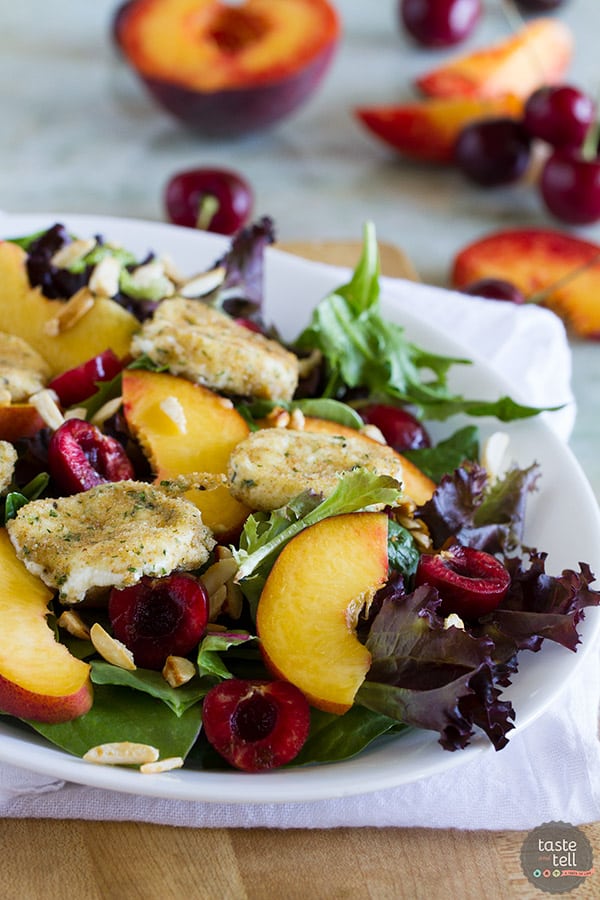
[196,194,220,231]
[581,116,600,162]
[527,250,600,305]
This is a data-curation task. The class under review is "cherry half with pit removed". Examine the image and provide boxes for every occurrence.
[48,418,135,494]
[359,404,431,451]
[415,544,510,619]
[48,349,124,408]
[109,572,209,670]
[202,679,311,771]
[164,167,253,236]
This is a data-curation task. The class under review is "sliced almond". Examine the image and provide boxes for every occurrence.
[360,423,386,444]
[140,756,184,775]
[289,407,305,430]
[178,265,226,298]
[83,741,159,766]
[127,260,175,297]
[208,583,228,621]
[90,396,124,427]
[57,609,91,641]
[90,622,136,670]
[224,579,244,620]
[29,389,64,431]
[88,255,121,298]
[43,286,95,336]
[162,655,196,688]
[51,238,96,269]
[200,556,239,597]
[159,396,187,434]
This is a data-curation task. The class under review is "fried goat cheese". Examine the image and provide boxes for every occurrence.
[6,481,215,604]
[130,297,299,402]
[0,332,50,402]
[0,440,17,495]
[227,428,404,511]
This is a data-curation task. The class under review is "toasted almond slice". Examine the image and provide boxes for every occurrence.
[162,655,196,688]
[29,389,65,431]
[208,583,227,621]
[140,756,184,774]
[83,741,159,766]
[360,423,386,444]
[289,408,305,431]
[88,255,121,298]
[178,265,226,298]
[51,238,96,269]
[200,557,239,597]
[159,396,187,434]
[90,396,124,427]
[57,609,91,641]
[224,580,244,620]
[43,287,95,336]
[90,622,136,670]
[127,260,175,297]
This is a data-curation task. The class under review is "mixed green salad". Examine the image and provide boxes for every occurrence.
[0,217,598,774]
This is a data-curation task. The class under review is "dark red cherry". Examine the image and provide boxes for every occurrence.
[454,118,532,186]
[415,544,510,619]
[109,572,209,670]
[460,278,526,304]
[202,679,311,771]
[360,404,431,451]
[164,167,253,235]
[524,85,596,149]
[48,349,124,408]
[540,150,600,225]
[48,418,134,494]
[514,0,564,10]
[400,0,482,48]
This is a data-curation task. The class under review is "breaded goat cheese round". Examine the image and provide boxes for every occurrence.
[130,297,299,402]
[0,440,17,495]
[227,428,404,511]
[6,481,215,604]
[0,332,50,402]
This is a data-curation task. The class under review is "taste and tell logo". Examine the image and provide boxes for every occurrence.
[520,821,594,894]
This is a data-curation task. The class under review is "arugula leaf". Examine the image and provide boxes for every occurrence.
[2,472,50,524]
[294,222,556,423]
[236,397,363,432]
[26,683,202,761]
[233,471,403,612]
[90,660,210,716]
[404,426,479,483]
[78,371,123,419]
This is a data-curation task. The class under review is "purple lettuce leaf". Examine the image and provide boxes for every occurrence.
[415,461,540,553]
[213,216,276,325]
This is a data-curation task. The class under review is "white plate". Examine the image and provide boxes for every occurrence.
[0,212,598,804]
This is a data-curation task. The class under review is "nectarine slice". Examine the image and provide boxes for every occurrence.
[0,241,138,377]
[451,228,600,338]
[0,529,92,723]
[0,404,45,441]
[300,417,436,506]
[256,512,389,715]
[356,95,523,164]
[122,368,250,538]
[416,18,573,101]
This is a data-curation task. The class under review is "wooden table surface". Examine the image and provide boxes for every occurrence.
[1,243,598,900]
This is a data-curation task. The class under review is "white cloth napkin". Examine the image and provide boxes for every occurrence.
[1,278,597,831]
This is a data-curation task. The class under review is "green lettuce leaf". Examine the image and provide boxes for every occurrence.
[90,660,210,716]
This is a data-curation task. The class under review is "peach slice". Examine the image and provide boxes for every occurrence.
[355,94,523,164]
[0,241,138,377]
[114,0,340,136]
[300,416,436,506]
[0,529,92,723]
[256,512,389,714]
[451,228,600,338]
[416,18,573,101]
[0,404,45,441]
[122,368,250,538]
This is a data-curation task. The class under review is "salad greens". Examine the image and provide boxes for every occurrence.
[2,219,598,774]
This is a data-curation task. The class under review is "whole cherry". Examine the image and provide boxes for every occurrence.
[524,85,596,150]
[454,117,532,187]
[460,277,526,305]
[202,679,311,771]
[164,167,253,235]
[540,150,600,225]
[513,0,564,10]
[400,0,482,48]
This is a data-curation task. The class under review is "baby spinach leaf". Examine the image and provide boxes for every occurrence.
[90,660,210,716]
[404,425,480,483]
[291,706,404,766]
[26,683,202,760]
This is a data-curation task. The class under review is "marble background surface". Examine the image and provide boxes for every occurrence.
[1,0,599,495]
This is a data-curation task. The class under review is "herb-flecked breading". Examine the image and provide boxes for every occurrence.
[6,480,215,603]
[130,297,299,402]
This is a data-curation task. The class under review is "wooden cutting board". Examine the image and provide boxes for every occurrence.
[278,239,420,281]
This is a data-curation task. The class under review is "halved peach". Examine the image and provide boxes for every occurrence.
[0,404,45,441]
[0,241,138,377]
[0,529,92,723]
[416,18,573,101]
[122,368,251,538]
[451,227,600,338]
[114,0,340,136]
[355,94,523,164]
[256,512,389,714]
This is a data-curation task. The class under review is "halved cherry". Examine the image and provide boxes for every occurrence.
[359,403,431,451]
[48,418,135,494]
[109,573,209,670]
[202,679,311,772]
[48,349,124,408]
[415,544,510,619]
